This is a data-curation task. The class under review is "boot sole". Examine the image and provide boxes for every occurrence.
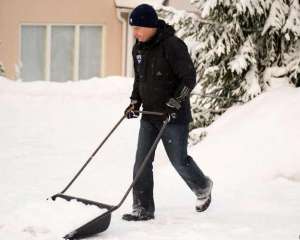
[122,214,154,221]
[196,194,211,212]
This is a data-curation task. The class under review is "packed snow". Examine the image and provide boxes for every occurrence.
[0,76,299,240]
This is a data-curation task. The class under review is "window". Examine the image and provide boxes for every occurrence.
[20,25,103,81]
[51,26,75,82]
[79,26,102,80]
[21,26,46,81]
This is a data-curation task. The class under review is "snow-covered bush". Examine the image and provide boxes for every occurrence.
[157,0,300,128]
[0,62,5,77]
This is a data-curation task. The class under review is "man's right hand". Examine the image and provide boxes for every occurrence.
[124,101,140,119]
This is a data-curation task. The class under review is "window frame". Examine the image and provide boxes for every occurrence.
[19,23,106,81]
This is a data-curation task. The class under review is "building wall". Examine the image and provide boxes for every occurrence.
[0,0,122,80]
[167,0,198,12]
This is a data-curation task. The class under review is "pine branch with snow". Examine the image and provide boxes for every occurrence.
[282,0,300,40]
[228,36,256,75]
[282,39,300,87]
[262,0,289,35]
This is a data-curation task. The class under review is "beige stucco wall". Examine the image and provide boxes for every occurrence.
[167,0,198,12]
[0,0,122,80]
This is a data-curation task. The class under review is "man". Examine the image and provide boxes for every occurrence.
[123,4,213,221]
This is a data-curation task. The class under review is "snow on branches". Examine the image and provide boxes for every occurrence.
[157,0,300,129]
[262,0,289,35]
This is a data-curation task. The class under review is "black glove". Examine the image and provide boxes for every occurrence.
[165,98,181,119]
[124,100,140,119]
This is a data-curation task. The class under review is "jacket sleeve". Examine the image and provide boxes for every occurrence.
[130,46,142,105]
[164,37,196,104]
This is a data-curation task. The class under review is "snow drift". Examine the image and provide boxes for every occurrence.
[0,76,299,240]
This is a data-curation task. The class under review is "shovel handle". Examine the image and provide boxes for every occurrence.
[135,110,165,116]
[59,110,166,194]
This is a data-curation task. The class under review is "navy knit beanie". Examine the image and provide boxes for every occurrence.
[129,4,158,28]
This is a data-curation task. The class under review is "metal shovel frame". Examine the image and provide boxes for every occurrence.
[50,110,169,239]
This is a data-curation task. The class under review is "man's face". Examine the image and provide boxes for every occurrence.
[132,26,157,42]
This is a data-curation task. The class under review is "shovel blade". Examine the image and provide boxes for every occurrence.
[51,193,114,210]
[63,211,112,239]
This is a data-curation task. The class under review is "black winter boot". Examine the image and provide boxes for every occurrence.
[122,208,154,221]
[195,177,213,212]
[196,194,211,212]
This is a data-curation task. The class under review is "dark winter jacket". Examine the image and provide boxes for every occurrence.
[130,20,196,124]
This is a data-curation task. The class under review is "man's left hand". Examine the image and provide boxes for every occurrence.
[165,98,181,119]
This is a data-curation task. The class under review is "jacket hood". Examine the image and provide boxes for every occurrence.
[156,19,175,40]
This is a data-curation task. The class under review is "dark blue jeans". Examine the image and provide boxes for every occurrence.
[132,119,207,214]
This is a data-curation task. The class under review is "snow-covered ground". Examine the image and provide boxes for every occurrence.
[0,76,299,240]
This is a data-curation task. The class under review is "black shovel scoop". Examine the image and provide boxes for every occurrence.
[50,111,169,239]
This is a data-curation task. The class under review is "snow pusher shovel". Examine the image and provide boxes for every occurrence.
[50,110,170,239]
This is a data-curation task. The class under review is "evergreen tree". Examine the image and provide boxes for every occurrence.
[157,0,300,128]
